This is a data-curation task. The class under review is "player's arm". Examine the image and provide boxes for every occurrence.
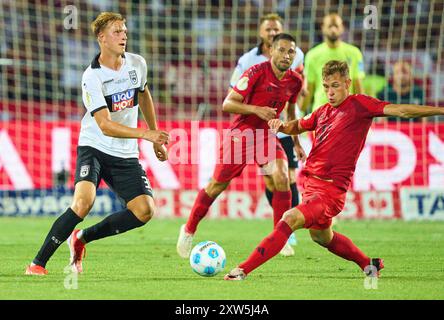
[228,64,242,95]
[287,102,307,161]
[93,108,169,145]
[287,102,301,136]
[222,90,276,121]
[383,104,444,119]
[268,119,307,136]
[300,80,314,114]
[138,85,158,131]
[138,85,169,161]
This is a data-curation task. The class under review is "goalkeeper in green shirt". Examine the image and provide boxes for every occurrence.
[302,13,365,113]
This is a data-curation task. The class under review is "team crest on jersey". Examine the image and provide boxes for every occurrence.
[80,165,90,178]
[236,77,249,91]
[85,92,92,108]
[303,113,312,120]
[112,89,135,111]
[128,70,138,85]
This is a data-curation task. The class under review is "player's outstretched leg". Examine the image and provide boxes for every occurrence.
[225,208,305,280]
[25,181,95,275]
[25,208,83,275]
[310,228,384,277]
[177,179,228,258]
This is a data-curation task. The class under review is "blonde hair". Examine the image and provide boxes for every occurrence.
[322,60,350,79]
[260,13,283,26]
[91,12,125,37]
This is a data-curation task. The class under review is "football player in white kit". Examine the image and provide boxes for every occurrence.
[25,12,169,275]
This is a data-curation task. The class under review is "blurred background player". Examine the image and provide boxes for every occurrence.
[229,13,306,247]
[224,60,444,281]
[177,33,303,259]
[25,12,169,275]
[378,60,425,122]
[301,13,365,114]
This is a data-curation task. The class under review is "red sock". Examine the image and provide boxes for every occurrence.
[185,189,215,234]
[272,190,291,226]
[327,231,371,270]
[239,221,292,275]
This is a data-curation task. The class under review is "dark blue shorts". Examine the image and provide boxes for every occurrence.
[279,136,298,169]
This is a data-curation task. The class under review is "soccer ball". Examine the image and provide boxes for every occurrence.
[189,241,226,277]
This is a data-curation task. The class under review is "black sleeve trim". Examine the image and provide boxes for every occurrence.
[139,82,148,92]
[90,105,108,116]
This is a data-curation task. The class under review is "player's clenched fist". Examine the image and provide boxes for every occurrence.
[143,130,170,145]
[153,143,168,162]
[255,106,276,121]
[268,119,284,133]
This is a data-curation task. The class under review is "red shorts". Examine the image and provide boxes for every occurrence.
[296,176,346,230]
[213,129,287,183]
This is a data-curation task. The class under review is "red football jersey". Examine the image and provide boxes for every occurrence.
[231,61,303,130]
[299,94,390,191]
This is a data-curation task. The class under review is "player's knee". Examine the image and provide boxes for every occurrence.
[288,169,296,184]
[141,205,155,223]
[71,197,94,218]
[263,176,275,191]
[310,234,329,247]
[206,180,228,198]
[131,202,155,223]
[282,209,303,230]
[273,172,289,191]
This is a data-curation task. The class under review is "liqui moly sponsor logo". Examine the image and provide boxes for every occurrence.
[112,89,135,111]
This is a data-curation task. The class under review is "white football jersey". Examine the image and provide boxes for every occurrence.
[229,44,304,139]
[79,52,147,158]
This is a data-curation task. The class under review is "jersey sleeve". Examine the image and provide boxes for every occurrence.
[357,94,390,117]
[298,108,320,131]
[229,56,247,88]
[292,47,304,70]
[139,57,148,92]
[232,66,262,98]
[289,77,303,104]
[82,72,107,116]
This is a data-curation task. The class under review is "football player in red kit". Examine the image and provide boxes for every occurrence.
[225,60,444,280]
[176,33,303,258]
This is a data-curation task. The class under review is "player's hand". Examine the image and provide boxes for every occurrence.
[143,130,170,145]
[300,87,309,97]
[268,119,284,134]
[153,143,168,162]
[294,144,307,163]
[255,107,276,121]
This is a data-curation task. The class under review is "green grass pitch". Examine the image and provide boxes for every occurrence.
[1,217,443,300]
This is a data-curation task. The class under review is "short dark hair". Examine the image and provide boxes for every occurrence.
[322,60,350,79]
[272,33,296,46]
